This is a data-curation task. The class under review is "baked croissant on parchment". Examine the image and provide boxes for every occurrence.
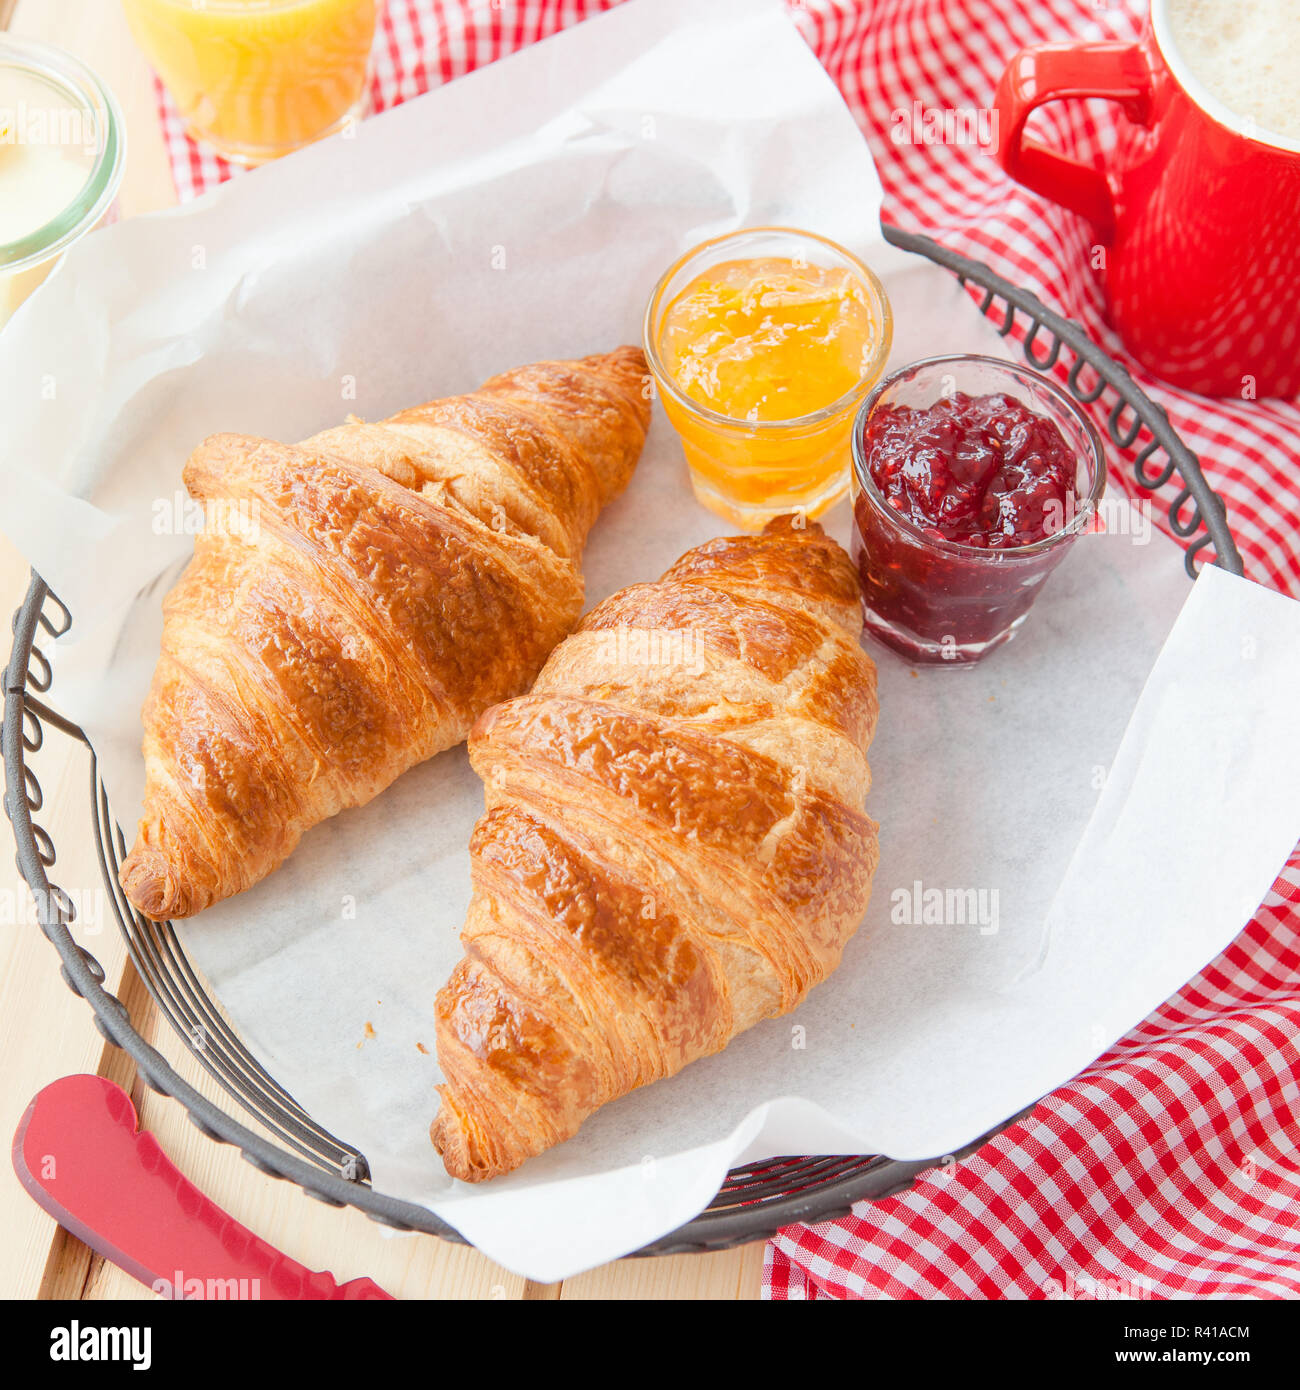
[432,517,880,1182]
[119,348,650,921]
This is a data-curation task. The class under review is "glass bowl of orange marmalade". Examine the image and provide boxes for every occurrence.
[644,226,892,529]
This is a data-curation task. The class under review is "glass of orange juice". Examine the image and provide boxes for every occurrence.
[122,0,378,165]
[644,226,892,530]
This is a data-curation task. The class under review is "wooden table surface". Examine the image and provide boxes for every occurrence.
[0,0,763,1301]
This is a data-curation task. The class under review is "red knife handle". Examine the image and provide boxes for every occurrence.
[13,1074,391,1300]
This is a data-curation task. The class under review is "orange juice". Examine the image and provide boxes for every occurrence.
[645,229,892,530]
[122,0,377,164]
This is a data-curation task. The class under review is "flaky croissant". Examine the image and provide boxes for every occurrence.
[432,517,879,1182]
[119,348,650,921]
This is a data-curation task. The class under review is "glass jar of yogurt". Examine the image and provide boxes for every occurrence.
[0,37,125,331]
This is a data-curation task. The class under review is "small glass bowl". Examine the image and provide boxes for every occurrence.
[0,37,125,331]
[644,225,893,530]
[850,354,1106,664]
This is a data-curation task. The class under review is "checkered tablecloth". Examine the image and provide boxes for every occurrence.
[152,0,1300,1299]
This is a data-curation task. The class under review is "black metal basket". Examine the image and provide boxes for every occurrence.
[1,226,1243,1260]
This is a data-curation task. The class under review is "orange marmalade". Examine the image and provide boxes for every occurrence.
[647,235,892,530]
[660,258,877,422]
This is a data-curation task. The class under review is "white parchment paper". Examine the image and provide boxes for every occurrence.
[2,0,1299,1281]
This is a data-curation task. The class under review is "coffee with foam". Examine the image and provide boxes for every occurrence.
[1166,0,1300,142]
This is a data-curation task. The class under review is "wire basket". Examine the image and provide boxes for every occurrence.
[1,225,1243,1257]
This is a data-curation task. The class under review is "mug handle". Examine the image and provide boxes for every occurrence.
[992,41,1153,239]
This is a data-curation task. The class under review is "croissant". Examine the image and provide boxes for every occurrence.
[119,348,650,921]
[432,516,880,1182]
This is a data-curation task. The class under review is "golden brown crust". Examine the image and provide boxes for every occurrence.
[431,519,879,1182]
[119,349,651,921]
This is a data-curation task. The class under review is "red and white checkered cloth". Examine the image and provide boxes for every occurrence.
[152,0,1300,1299]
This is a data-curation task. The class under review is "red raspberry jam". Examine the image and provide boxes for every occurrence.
[851,381,1096,664]
[866,393,1076,548]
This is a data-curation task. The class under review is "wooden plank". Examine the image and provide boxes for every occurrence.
[563,1244,766,1299]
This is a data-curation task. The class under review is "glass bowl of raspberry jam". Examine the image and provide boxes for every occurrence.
[850,354,1105,664]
